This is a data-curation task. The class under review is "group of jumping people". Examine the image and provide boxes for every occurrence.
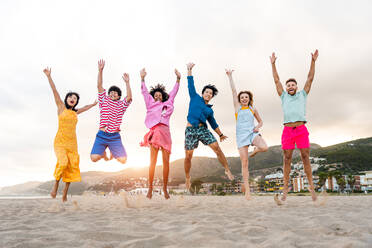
[44,49,319,203]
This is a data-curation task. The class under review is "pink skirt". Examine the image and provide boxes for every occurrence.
[140,123,172,153]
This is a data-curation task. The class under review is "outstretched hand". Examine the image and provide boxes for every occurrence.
[92,100,98,106]
[140,68,147,80]
[220,135,228,142]
[98,59,105,71]
[225,69,234,77]
[122,73,130,83]
[43,67,51,77]
[187,63,195,71]
[175,69,181,79]
[311,49,319,62]
[270,52,277,64]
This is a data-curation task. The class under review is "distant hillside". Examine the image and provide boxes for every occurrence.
[311,137,372,173]
[105,144,320,183]
[0,181,42,195]
[35,170,126,195]
[5,137,372,194]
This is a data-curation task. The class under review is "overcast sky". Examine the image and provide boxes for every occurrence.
[0,0,371,187]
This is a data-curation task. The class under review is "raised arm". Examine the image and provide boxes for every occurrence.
[77,100,98,115]
[140,68,153,106]
[168,69,181,102]
[252,107,263,133]
[97,59,105,93]
[43,67,64,112]
[187,62,197,97]
[304,49,319,94]
[225,69,240,112]
[122,73,132,102]
[270,53,284,96]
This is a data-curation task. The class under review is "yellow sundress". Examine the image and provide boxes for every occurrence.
[53,108,81,182]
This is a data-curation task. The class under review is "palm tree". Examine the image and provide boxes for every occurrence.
[209,183,217,194]
[190,179,203,194]
[336,177,346,192]
[347,174,356,192]
[333,171,345,192]
[317,171,328,190]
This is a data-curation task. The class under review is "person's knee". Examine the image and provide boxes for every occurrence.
[117,157,127,164]
[300,154,309,161]
[300,150,310,160]
[90,154,100,162]
[283,152,292,161]
[210,142,221,153]
[241,158,248,167]
[261,145,268,152]
[185,151,193,161]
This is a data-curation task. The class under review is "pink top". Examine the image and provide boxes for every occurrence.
[141,81,179,129]
[98,89,131,133]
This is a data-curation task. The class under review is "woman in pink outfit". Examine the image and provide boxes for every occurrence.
[140,68,180,199]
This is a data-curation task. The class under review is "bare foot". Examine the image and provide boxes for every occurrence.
[311,190,318,202]
[50,191,57,198]
[50,181,59,198]
[274,194,283,206]
[163,188,170,199]
[281,192,287,202]
[245,191,251,200]
[62,195,67,202]
[225,170,234,181]
[146,188,153,199]
[249,147,259,158]
[185,176,191,190]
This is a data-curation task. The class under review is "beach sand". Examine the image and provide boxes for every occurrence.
[1,194,371,248]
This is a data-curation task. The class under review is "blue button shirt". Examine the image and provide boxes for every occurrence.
[186,76,219,130]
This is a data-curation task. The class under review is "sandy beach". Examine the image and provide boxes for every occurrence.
[1,194,371,248]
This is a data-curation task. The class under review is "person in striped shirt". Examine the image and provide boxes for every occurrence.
[90,59,132,164]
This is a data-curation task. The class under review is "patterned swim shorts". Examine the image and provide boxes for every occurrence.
[184,125,217,150]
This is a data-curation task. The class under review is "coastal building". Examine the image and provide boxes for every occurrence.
[264,172,284,192]
[360,171,372,191]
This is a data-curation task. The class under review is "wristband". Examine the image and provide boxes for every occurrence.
[219,133,224,137]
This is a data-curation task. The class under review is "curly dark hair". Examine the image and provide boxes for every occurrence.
[237,91,253,106]
[108,85,122,99]
[202,84,218,97]
[149,84,169,102]
[64,92,80,112]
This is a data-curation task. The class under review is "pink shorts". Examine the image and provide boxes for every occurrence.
[140,123,172,153]
[281,125,310,150]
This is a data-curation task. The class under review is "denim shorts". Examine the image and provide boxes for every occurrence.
[91,130,127,158]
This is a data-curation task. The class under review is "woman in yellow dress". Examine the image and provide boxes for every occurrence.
[43,67,97,202]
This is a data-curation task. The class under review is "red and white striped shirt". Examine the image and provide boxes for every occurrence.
[98,89,131,133]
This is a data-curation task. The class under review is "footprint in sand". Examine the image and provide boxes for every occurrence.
[42,202,65,213]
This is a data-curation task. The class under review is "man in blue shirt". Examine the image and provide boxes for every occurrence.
[184,62,234,190]
[270,50,319,204]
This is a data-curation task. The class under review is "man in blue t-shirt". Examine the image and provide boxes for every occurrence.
[270,50,319,203]
[184,62,234,191]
